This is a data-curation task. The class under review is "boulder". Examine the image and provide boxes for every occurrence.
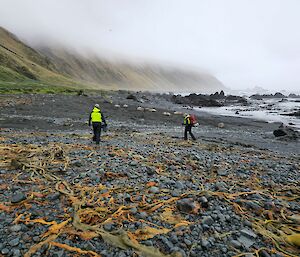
[176,198,200,214]
[126,94,138,101]
[273,125,299,140]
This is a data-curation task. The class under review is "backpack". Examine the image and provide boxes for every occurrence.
[189,114,197,125]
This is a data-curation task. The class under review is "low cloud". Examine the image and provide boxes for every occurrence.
[1,0,300,92]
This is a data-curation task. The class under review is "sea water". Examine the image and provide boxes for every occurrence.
[195,98,300,130]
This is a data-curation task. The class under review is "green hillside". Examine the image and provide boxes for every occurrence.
[0,26,224,94]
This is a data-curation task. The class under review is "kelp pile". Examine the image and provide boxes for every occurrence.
[0,132,299,257]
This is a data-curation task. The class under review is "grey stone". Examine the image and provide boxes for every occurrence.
[103,223,113,232]
[149,186,160,194]
[183,238,192,246]
[201,239,210,249]
[1,248,9,255]
[243,220,253,228]
[10,224,22,232]
[33,236,40,242]
[215,182,227,191]
[202,216,214,226]
[217,169,228,176]
[47,192,60,201]
[71,160,82,167]
[170,234,178,244]
[9,238,20,247]
[11,192,26,203]
[230,240,242,248]
[245,201,261,210]
[143,240,153,246]
[12,249,21,257]
[52,251,65,257]
[176,198,199,213]
[146,167,155,175]
[199,196,209,208]
[175,181,184,189]
[260,250,271,257]
[130,207,138,214]
[138,212,148,219]
[240,228,257,239]
[237,235,255,248]
[171,190,180,197]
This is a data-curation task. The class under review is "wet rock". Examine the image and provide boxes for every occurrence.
[146,167,155,175]
[127,94,138,101]
[201,239,210,249]
[171,190,181,197]
[218,122,225,128]
[149,186,160,194]
[202,216,214,226]
[260,250,271,257]
[199,196,209,208]
[103,223,113,232]
[217,169,228,176]
[12,249,21,257]
[137,212,148,219]
[273,125,299,140]
[215,182,227,191]
[230,240,242,248]
[11,192,26,203]
[176,198,200,214]
[10,225,22,232]
[1,248,9,255]
[240,228,257,239]
[175,181,184,189]
[237,235,255,248]
[71,160,82,167]
[47,192,60,201]
[9,238,20,247]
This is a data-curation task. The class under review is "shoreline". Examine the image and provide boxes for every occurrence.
[0,92,299,256]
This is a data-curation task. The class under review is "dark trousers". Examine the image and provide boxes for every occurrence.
[184,125,196,140]
[92,122,102,144]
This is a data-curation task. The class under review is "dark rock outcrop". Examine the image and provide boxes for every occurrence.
[273,125,299,141]
[250,92,287,99]
[280,110,300,117]
[172,91,247,107]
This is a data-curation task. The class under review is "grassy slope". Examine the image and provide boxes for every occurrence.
[40,47,224,92]
[0,27,89,93]
[0,26,224,94]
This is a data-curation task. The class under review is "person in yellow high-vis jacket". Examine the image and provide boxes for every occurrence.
[88,104,107,144]
[183,114,196,140]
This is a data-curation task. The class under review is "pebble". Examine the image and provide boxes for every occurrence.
[230,240,242,248]
[240,228,257,239]
[10,225,22,232]
[149,186,160,194]
[183,238,192,246]
[177,198,199,214]
[175,181,184,189]
[202,216,214,226]
[1,248,9,255]
[201,239,210,249]
[199,196,209,208]
[9,238,20,247]
[12,249,21,257]
[237,235,255,248]
[103,223,113,232]
[11,192,26,203]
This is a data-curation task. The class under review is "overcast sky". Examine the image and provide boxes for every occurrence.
[0,0,300,92]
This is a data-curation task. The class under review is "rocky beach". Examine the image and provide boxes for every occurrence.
[0,91,299,257]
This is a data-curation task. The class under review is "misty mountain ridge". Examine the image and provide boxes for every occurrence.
[0,26,224,92]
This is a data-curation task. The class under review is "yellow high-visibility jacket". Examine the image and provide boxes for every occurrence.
[90,107,102,123]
